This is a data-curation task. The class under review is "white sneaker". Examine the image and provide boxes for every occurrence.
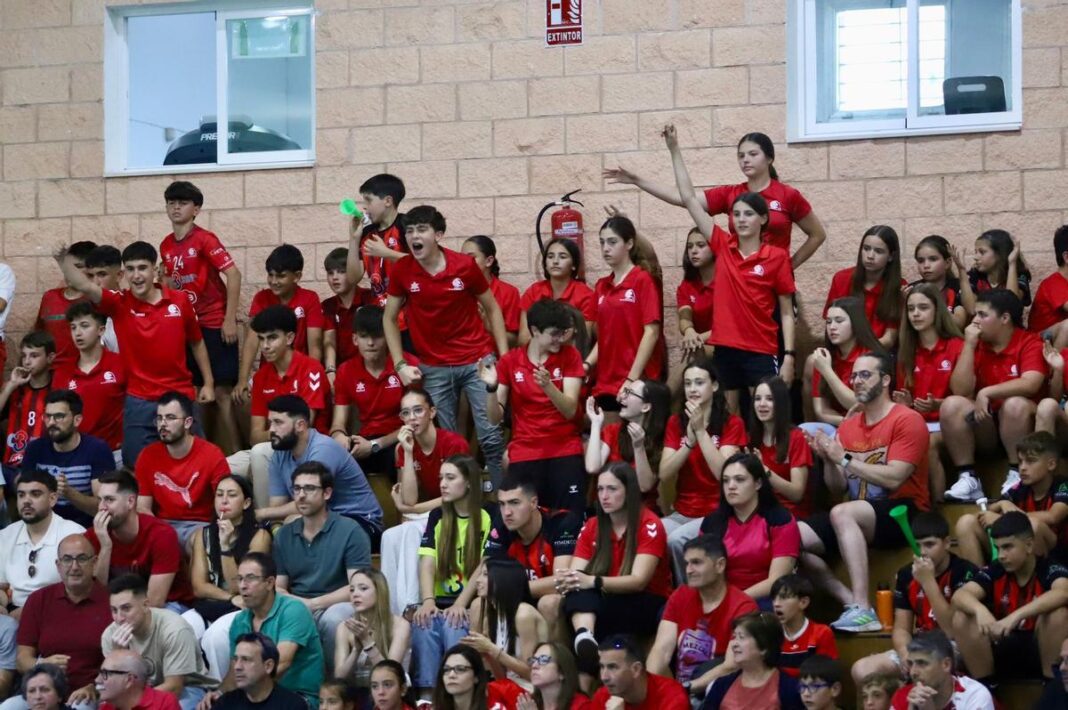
[945,472,983,502]
[1001,468,1021,496]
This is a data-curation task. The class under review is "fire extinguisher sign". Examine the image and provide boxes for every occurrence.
[545,0,582,47]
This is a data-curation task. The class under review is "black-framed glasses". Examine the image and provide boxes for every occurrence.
[528,654,554,667]
[27,549,37,578]
[58,554,94,567]
[291,484,323,495]
[799,682,831,693]
[620,386,646,401]
[97,668,131,680]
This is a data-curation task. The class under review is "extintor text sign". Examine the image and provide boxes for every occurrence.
[546,0,582,46]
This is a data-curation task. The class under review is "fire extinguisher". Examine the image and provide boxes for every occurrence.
[536,189,586,279]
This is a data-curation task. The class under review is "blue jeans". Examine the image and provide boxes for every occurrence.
[420,361,503,486]
[178,686,207,710]
[411,613,470,689]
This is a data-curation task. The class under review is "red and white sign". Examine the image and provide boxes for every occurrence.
[546,0,582,47]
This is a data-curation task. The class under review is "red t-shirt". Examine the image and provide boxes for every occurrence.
[1029,271,1068,333]
[395,428,471,500]
[520,279,598,322]
[322,293,364,366]
[704,179,813,252]
[490,277,521,334]
[779,619,838,677]
[134,438,229,521]
[573,506,672,598]
[590,671,689,710]
[97,289,202,400]
[661,584,758,682]
[35,287,87,368]
[903,337,964,422]
[248,286,326,358]
[973,328,1047,408]
[593,267,663,397]
[159,224,235,329]
[811,344,866,415]
[3,382,50,467]
[54,350,126,449]
[837,404,930,511]
[676,278,715,335]
[664,413,747,517]
[387,248,494,366]
[102,685,180,710]
[824,267,906,339]
[497,345,584,463]
[714,509,801,592]
[85,513,193,603]
[758,428,814,518]
[335,355,415,439]
[250,351,329,432]
[707,226,794,355]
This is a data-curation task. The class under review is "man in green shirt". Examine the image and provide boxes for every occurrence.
[197,553,323,710]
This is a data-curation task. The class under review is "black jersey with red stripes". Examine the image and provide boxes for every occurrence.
[974,556,1068,631]
[893,553,977,632]
[484,508,583,581]
[3,382,51,467]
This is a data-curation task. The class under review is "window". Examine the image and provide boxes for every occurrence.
[104,2,315,175]
[787,0,1022,142]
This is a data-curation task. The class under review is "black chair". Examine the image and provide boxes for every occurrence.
[943,76,1006,114]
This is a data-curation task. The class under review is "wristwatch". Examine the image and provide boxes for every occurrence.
[370,439,381,454]
[840,453,853,471]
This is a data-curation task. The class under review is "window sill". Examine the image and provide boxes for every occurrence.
[104,159,316,178]
[788,120,1022,144]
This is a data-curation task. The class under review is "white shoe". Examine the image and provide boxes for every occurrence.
[945,472,983,502]
[1001,468,1021,496]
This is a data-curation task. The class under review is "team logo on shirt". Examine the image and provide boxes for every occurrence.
[187,247,197,257]
[153,470,201,508]
[769,200,783,211]
[410,281,421,293]
[103,371,117,383]
[750,264,766,277]
[645,522,658,538]
[515,372,525,383]
[387,375,401,388]
[166,304,182,317]
[294,307,306,319]
[450,278,465,291]
[597,295,605,305]
[355,382,367,393]
[1010,365,1019,376]
[67,380,77,390]
[939,359,952,371]
[309,371,322,391]
[552,367,562,378]
[568,484,579,494]
[622,289,636,303]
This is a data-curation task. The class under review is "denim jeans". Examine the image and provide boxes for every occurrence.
[420,361,503,486]
[411,613,470,689]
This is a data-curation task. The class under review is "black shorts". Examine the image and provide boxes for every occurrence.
[508,454,586,514]
[594,394,622,413]
[188,327,240,387]
[993,630,1043,679]
[804,512,839,557]
[712,345,779,390]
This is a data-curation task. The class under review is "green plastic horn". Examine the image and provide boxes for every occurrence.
[889,504,921,556]
[338,199,365,220]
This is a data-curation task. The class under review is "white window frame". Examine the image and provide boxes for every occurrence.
[104,1,316,176]
[787,0,1023,143]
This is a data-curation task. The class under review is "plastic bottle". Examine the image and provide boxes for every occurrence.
[876,584,893,631]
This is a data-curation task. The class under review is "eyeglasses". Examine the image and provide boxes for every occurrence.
[442,665,472,676]
[291,484,323,495]
[236,574,264,584]
[799,682,831,693]
[620,387,646,401]
[97,669,131,680]
[58,554,95,567]
[27,549,37,578]
[528,655,554,667]
[154,414,186,423]
[848,370,877,383]
[399,406,427,419]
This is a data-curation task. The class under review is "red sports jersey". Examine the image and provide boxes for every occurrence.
[676,278,715,336]
[704,179,812,252]
[519,280,597,323]
[758,427,814,518]
[661,584,758,683]
[84,513,193,603]
[159,225,235,329]
[334,354,415,439]
[134,438,229,521]
[1029,271,1068,333]
[250,351,328,433]
[387,248,495,367]
[590,670,688,710]
[484,508,582,580]
[593,267,663,397]
[3,383,50,467]
[395,428,470,500]
[779,619,838,677]
[360,218,407,308]
[97,289,202,400]
[903,336,965,422]
[496,345,584,463]
[824,267,906,339]
[322,293,363,366]
[702,507,800,592]
[54,350,126,450]
[706,226,794,356]
[248,287,325,358]
[811,345,867,415]
[600,423,659,511]
[894,553,977,633]
[489,277,521,334]
[573,506,672,598]
[837,404,930,511]
[973,328,1047,409]
[35,288,88,368]
[974,556,1068,631]
[664,413,747,517]
[969,269,1032,307]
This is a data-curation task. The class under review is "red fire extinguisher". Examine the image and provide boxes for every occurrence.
[536,189,586,279]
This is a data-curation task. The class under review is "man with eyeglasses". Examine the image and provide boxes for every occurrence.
[254,395,382,549]
[12,534,110,710]
[0,469,84,619]
[134,391,229,553]
[198,553,323,709]
[804,351,931,634]
[19,389,114,528]
[97,649,179,710]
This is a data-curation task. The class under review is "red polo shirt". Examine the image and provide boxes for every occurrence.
[387,248,495,366]
[573,506,672,598]
[496,345,584,463]
[97,288,202,400]
[490,277,521,334]
[334,354,416,438]
[251,350,329,432]
[18,581,112,690]
[903,336,964,422]
[1029,271,1068,333]
[824,267,906,339]
[664,413,747,517]
[54,349,126,449]
[35,287,87,368]
[249,286,325,358]
[811,344,867,415]
[101,685,180,710]
[676,278,715,335]
[520,279,598,322]
[135,438,230,521]
[395,428,471,500]
[707,226,794,356]
[974,328,1047,408]
[759,427,814,518]
[593,267,662,397]
[322,293,363,365]
[159,224,235,329]
[704,179,812,252]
